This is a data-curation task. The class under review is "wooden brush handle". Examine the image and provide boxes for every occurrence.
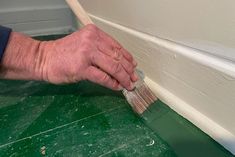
[65,0,93,25]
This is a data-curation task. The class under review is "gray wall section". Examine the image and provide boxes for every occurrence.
[0,0,76,36]
[0,0,66,9]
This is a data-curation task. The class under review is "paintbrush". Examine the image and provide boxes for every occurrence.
[122,70,157,114]
[65,0,158,114]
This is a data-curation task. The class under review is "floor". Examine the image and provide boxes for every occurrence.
[0,35,233,157]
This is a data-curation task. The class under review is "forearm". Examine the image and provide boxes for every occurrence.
[0,32,47,81]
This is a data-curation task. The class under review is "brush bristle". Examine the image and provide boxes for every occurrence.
[123,82,157,114]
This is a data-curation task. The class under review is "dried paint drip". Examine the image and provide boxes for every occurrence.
[146,139,155,146]
[40,146,46,155]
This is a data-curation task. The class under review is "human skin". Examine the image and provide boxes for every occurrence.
[0,24,138,90]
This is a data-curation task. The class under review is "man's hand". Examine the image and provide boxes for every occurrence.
[1,24,138,90]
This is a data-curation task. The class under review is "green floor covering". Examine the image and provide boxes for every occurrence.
[0,34,234,157]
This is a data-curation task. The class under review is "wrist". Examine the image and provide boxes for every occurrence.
[0,32,49,81]
[34,40,54,82]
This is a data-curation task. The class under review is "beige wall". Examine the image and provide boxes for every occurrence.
[79,0,235,62]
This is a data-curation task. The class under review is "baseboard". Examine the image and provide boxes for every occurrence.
[0,6,76,36]
[145,77,235,155]
[88,14,235,154]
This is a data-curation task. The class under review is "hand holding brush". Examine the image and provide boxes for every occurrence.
[66,0,158,114]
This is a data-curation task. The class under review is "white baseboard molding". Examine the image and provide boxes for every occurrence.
[0,6,76,36]
[145,77,235,154]
[88,14,235,154]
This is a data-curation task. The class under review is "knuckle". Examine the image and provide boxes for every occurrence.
[83,30,94,39]
[79,35,93,49]
[115,42,122,49]
[120,76,131,88]
[113,50,122,60]
[123,76,131,84]
[111,81,119,90]
[122,48,133,60]
[126,65,134,74]
[86,24,98,32]
[127,53,133,60]
[90,52,96,63]
[110,62,122,75]
[100,73,110,83]
[80,38,92,51]
[86,24,99,34]
[81,27,97,40]
[111,40,120,49]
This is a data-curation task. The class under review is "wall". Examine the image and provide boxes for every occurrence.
[0,0,76,36]
[79,0,235,62]
[78,0,235,154]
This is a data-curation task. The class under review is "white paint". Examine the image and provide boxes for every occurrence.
[83,14,235,154]
[146,139,155,146]
[79,0,235,62]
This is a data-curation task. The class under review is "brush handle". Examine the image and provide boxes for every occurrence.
[65,0,93,25]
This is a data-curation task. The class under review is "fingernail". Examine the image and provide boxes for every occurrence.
[133,73,139,81]
[117,84,124,91]
[132,60,137,66]
[128,82,135,90]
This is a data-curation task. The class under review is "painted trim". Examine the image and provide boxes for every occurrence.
[89,14,235,79]
[78,0,235,62]
[88,14,235,154]
[145,77,235,154]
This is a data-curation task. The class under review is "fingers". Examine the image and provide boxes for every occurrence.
[84,24,137,67]
[91,51,134,90]
[119,47,137,67]
[98,45,133,74]
[98,29,137,67]
[85,66,122,91]
[79,24,138,89]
